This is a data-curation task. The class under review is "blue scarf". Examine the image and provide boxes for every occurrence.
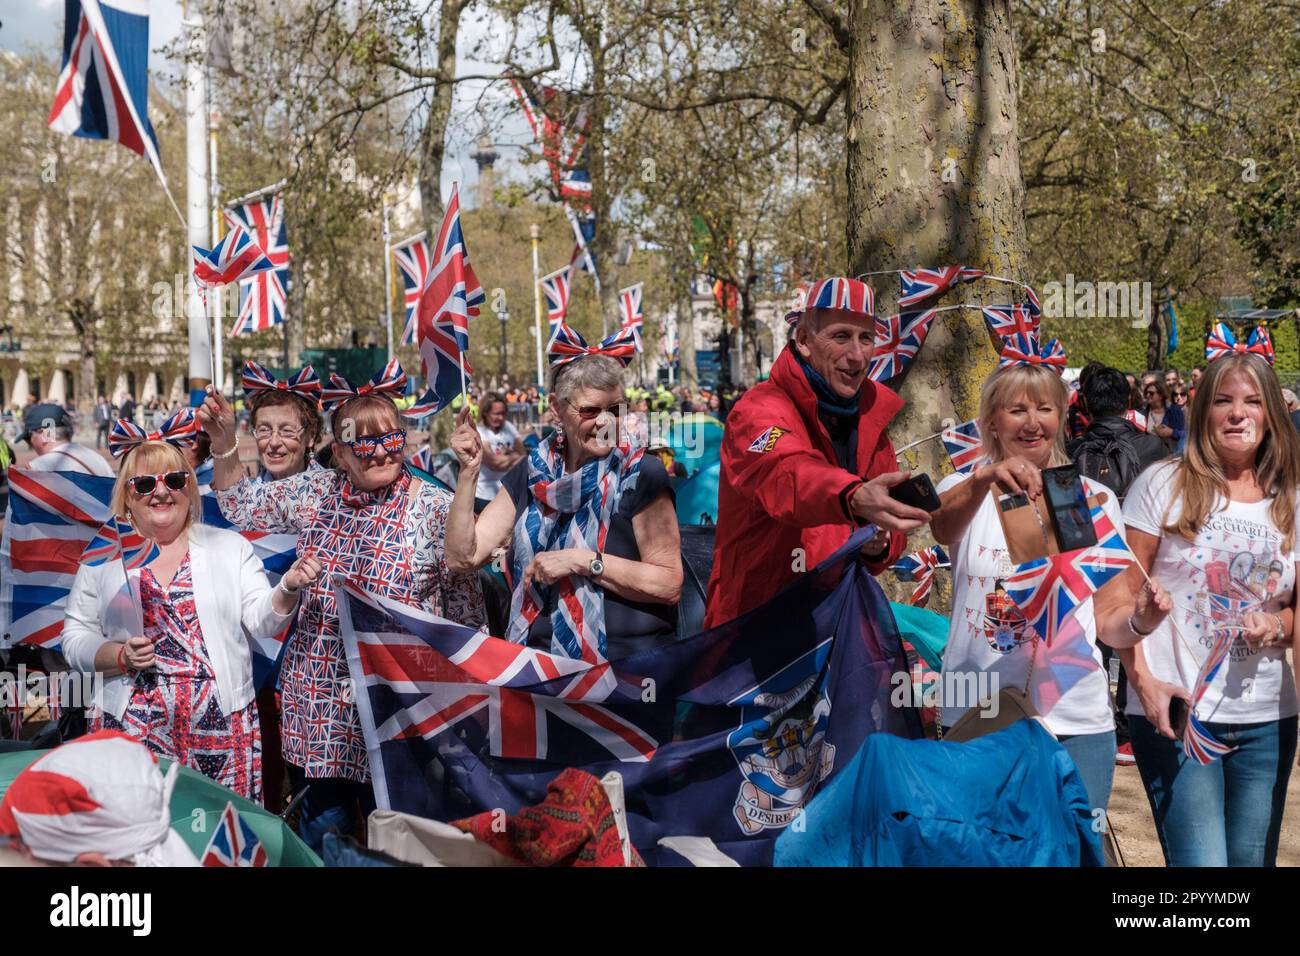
[794,351,861,418]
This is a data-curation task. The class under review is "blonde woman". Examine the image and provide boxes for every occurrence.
[931,339,1127,820]
[62,411,320,802]
[1096,350,1300,866]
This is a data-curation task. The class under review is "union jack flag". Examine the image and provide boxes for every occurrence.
[618,282,644,352]
[48,0,166,187]
[416,183,483,356]
[869,308,938,381]
[201,802,268,867]
[0,469,296,688]
[540,265,572,333]
[942,419,984,475]
[1005,502,1133,646]
[982,304,1038,337]
[225,192,290,336]
[79,517,158,570]
[1183,627,1237,765]
[191,223,273,294]
[1025,284,1042,319]
[891,546,950,607]
[391,233,431,346]
[898,266,985,308]
[509,77,592,209]
[409,444,433,473]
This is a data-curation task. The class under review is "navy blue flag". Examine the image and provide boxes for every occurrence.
[336,527,922,866]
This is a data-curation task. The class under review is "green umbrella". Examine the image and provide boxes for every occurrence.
[888,601,948,671]
[0,750,321,867]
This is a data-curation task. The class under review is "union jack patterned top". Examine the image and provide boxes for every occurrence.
[216,466,486,780]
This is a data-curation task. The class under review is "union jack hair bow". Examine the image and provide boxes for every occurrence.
[547,321,639,368]
[320,359,410,413]
[107,407,200,459]
[241,361,322,406]
[998,331,1067,374]
[1205,322,1274,365]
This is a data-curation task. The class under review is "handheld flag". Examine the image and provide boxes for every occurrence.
[192,223,273,294]
[416,183,483,398]
[79,517,158,570]
[201,802,268,867]
[1183,628,1237,765]
[224,192,290,336]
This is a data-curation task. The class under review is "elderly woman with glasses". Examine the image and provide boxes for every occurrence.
[199,360,486,848]
[446,324,682,663]
[62,409,321,802]
[240,362,326,481]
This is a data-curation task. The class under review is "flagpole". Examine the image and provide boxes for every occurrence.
[183,6,214,403]
[208,109,224,397]
[382,192,394,364]
[531,224,544,390]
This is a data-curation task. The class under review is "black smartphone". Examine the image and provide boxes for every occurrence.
[1041,464,1098,551]
[889,473,943,512]
[1168,696,1189,737]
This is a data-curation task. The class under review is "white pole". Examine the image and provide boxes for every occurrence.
[382,193,394,364]
[183,7,213,400]
[208,110,224,396]
[530,224,544,389]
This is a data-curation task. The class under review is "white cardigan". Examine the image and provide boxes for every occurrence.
[62,523,297,721]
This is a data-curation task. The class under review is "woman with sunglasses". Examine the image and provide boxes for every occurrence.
[1141,375,1185,452]
[62,410,321,802]
[446,324,682,663]
[200,360,485,849]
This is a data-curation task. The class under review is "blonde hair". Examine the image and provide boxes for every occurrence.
[110,442,203,530]
[1162,353,1300,551]
[976,363,1070,467]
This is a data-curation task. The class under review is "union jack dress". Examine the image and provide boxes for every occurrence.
[217,467,485,781]
[92,554,262,801]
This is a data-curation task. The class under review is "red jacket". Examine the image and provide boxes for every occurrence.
[704,345,906,629]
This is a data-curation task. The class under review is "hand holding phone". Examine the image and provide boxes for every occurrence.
[887,473,942,513]
[1041,464,1098,552]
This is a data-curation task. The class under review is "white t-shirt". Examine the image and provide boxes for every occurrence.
[476,421,520,500]
[28,442,114,477]
[1122,462,1299,723]
[937,470,1121,736]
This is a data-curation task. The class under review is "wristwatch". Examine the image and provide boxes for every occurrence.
[589,550,605,577]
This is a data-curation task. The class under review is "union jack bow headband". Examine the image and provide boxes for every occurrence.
[320,359,410,413]
[547,321,639,369]
[1205,322,1274,365]
[241,361,322,407]
[997,331,1067,373]
[107,407,200,459]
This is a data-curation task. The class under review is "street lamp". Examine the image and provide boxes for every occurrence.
[497,303,510,383]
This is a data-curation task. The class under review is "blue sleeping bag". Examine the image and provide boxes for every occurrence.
[774,718,1104,867]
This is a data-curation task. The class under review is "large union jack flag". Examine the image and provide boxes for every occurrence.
[225,192,290,336]
[942,419,984,475]
[869,308,938,381]
[1005,502,1133,646]
[898,266,985,308]
[391,233,431,346]
[48,0,166,186]
[618,283,644,353]
[540,265,572,334]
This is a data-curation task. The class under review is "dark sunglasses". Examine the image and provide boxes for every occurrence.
[563,398,625,421]
[129,471,188,496]
[343,429,406,460]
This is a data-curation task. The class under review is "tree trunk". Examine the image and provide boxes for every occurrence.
[847,0,1028,606]
[418,0,464,233]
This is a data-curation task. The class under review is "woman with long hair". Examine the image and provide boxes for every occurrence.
[1096,350,1300,865]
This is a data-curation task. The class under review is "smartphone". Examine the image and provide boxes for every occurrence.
[1041,464,1098,552]
[999,492,1029,512]
[1168,696,1189,737]
[888,473,943,512]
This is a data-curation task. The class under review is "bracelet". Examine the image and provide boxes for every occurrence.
[212,442,240,460]
[1273,614,1285,645]
[277,579,301,598]
[115,642,129,674]
[1127,613,1155,639]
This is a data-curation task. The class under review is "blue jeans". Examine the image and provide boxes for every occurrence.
[1129,714,1297,866]
[286,764,375,854]
[1058,730,1117,820]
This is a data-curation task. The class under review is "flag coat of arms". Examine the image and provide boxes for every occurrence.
[392,233,431,346]
[225,192,290,336]
[48,0,166,184]
[201,802,268,867]
[942,419,984,475]
[0,469,295,687]
[337,527,921,865]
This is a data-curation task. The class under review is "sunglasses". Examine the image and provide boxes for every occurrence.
[343,429,406,460]
[562,398,625,421]
[129,471,188,496]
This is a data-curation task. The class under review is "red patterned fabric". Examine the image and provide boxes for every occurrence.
[452,769,643,867]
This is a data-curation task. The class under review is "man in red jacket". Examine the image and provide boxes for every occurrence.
[704,277,932,628]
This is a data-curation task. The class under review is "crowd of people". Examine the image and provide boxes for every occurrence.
[2,276,1299,869]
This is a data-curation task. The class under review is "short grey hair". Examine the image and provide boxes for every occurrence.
[549,355,625,403]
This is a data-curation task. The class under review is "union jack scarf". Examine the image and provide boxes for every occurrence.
[506,434,646,662]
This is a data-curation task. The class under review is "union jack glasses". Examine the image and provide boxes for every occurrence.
[344,429,407,460]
